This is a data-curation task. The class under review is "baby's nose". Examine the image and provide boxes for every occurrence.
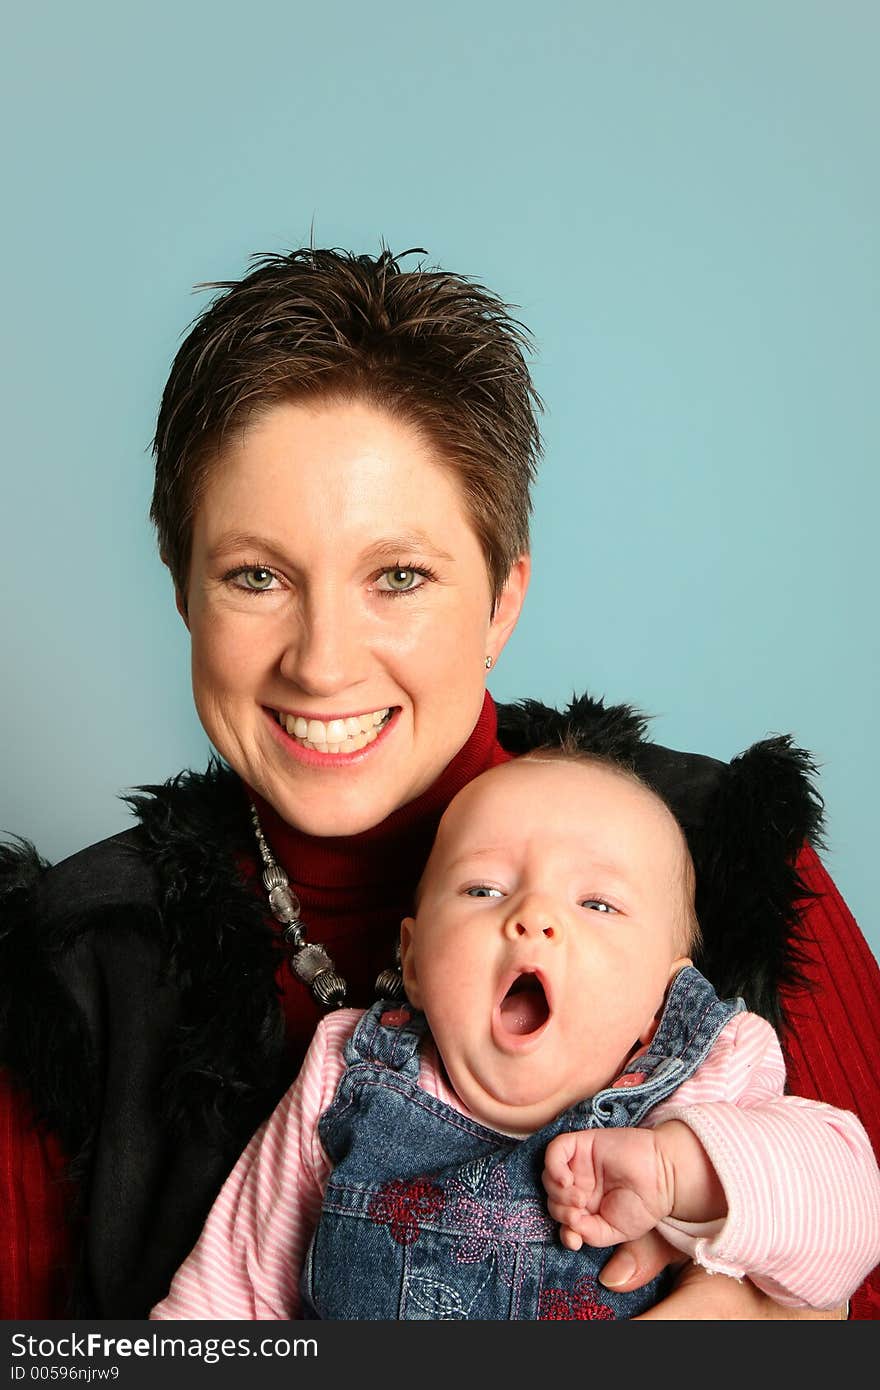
[503,895,561,942]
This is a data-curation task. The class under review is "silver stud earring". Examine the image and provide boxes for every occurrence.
[485,655,494,670]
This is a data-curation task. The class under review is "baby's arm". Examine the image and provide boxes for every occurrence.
[150,1012,353,1320]
[543,1012,880,1308]
[543,1120,725,1250]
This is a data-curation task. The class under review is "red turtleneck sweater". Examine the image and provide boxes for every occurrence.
[2,697,879,1318]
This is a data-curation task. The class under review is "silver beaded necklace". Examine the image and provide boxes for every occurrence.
[250,802,405,1009]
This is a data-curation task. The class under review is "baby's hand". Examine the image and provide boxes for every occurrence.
[543,1128,676,1251]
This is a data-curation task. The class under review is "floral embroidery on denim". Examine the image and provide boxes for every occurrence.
[454,1155,493,1194]
[447,1163,553,1284]
[404,1276,470,1320]
[538,1276,616,1320]
[368,1177,445,1246]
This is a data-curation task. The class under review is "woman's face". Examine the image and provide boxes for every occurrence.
[182,399,529,836]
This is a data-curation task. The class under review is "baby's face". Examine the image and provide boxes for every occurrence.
[401,759,691,1134]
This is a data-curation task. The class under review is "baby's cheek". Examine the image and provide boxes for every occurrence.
[416,962,467,1027]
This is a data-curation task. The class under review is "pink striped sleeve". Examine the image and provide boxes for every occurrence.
[150,1010,360,1321]
[647,1012,880,1308]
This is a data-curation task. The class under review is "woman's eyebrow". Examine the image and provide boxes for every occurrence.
[359,533,456,563]
[205,531,456,564]
[205,531,289,560]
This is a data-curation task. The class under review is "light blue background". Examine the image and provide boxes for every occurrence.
[2,2,877,960]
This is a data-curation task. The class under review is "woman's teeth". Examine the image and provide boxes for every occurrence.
[277,708,391,754]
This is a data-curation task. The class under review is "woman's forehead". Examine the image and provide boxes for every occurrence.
[194,398,483,545]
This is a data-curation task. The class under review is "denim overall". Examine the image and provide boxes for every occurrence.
[301,966,742,1320]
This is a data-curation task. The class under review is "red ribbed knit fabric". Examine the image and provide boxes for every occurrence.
[781,845,880,1320]
[0,1082,75,1318]
[2,707,878,1317]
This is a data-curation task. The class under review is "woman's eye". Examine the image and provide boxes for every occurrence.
[580,898,617,914]
[376,567,425,594]
[465,885,504,899]
[229,566,277,592]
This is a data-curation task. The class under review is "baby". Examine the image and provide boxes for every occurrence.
[152,752,880,1320]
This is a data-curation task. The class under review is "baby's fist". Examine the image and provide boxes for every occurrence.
[543,1127,676,1249]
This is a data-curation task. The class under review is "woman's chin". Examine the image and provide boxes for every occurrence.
[250,774,401,837]
[239,706,413,833]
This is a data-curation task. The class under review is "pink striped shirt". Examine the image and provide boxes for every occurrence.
[151,1009,880,1319]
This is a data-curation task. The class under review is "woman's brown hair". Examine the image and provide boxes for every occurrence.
[152,247,542,603]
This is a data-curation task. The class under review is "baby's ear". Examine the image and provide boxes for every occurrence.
[399,917,422,1008]
[638,959,693,1045]
[668,955,692,985]
[637,1014,660,1048]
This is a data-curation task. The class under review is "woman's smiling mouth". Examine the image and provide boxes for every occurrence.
[272,706,394,755]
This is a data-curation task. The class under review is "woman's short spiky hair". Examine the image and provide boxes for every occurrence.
[151,246,542,602]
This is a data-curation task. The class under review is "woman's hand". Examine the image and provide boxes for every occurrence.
[602,1231,847,1320]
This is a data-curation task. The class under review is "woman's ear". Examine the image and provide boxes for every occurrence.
[174,586,190,629]
[161,548,190,628]
[400,917,422,1008]
[486,554,530,663]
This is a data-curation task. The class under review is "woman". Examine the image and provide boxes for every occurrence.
[2,248,878,1319]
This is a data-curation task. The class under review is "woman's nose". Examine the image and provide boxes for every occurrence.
[502,894,562,943]
[279,589,364,696]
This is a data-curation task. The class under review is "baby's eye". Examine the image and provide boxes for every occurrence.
[580,898,618,914]
[465,885,504,898]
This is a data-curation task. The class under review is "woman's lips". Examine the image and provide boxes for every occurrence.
[265,705,398,766]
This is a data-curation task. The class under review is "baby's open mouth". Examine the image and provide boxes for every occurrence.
[498,973,550,1037]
